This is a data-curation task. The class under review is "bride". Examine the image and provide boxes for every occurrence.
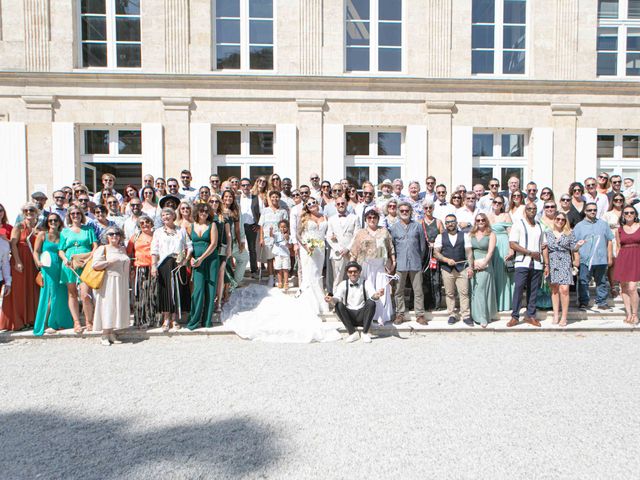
[222,198,340,343]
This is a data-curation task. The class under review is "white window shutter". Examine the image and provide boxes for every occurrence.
[190,123,212,187]
[322,124,344,184]
[405,125,428,183]
[275,124,297,185]
[141,123,164,179]
[52,123,76,190]
[575,128,598,183]
[0,123,27,219]
[531,127,553,189]
[451,126,473,189]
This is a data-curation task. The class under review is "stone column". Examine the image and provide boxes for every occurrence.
[425,0,452,77]
[22,95,55,194]
[551,103,581,193]
[426,101,456,189]
[299,0,322,75]
[296,99,325,183]
[165,0,190,73]
[23,0,50,71]
[162,97,193,178]
[554,0,579,80]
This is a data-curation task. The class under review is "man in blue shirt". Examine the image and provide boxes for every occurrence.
[573,202,614,310]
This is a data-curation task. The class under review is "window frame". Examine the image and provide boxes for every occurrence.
[597,131,640,183]
[471,0,530,77]
[472,129,529,186]
[79,125,143,164]
[344,0,406,74]
[344,128,405,188]
[212,126,276,179]
[77,0,142,70]
[212,0,277,72]
[597,0,640,77]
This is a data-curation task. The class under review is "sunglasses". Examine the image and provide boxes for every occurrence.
[106,232,121,237]
[436,191,446,195]
[613,199,624,203]
[585,183,596,188]
[388,204,397,207]
[492,200,503,205]
[598,175,609,179]
[585,209,597,213]
[47,218,59,223]
[452,196,461,200]
[560,198,571,202]
[525,207,537,211]
[399,209,411,213]
[70,212,82,217]
[332,189,343,193]
[555,218,567,222]
[363,192,374,196]
[347,270,359,274]
[476,219,486,223]
[426,181,435,185]
[489,184,499,188]
[78,198,89,202]
[210,200,220,203]
[310,177,319,181]
[445,220,456,224]
[54,196,65,200]
[573,188,583,192]
[623,211,636,216]
[544,205,556,209]
[612,180,622,184]
[512,194,522,198]
[130,203,142,207]
[306,203,317,207]
[241,183,251,187]
[292,193,300,197]
[181,175,190,179]
[335,202,346,206]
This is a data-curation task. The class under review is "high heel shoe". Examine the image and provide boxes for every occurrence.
[108,333,122,344]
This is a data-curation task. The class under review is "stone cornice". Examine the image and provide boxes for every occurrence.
[161,96,193,111]
[296,98,326,112]
[1,72,640,98]
[551,103,582,116]
[22,94,56,110]
[426,101,456,114]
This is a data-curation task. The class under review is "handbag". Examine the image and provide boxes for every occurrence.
[35,271,44,287]
[504,258,515,273]
[80,252,105,289]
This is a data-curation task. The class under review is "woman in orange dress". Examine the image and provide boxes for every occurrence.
[0,202,40,330]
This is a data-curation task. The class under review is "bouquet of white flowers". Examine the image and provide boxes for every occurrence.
[304,238,324,256]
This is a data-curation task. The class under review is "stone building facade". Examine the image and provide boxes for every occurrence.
[0,0,639,216]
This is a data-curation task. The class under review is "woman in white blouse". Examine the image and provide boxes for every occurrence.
[151,207,193,332]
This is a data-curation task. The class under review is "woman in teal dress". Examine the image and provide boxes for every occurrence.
[470,213,498,327]
[33,213,73,335]
[488,197,515,311]
[187,203,219,330]
[58,206,97,333]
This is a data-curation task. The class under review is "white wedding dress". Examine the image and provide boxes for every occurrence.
[222,220,340,343]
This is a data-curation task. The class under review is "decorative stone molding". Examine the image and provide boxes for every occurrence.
[426,101,456,114]
[300,0,323,75]
[296,98,326,112]
[164,0,190,74]
[23,0,50,72]
[551,103,581,116]
[22,95,55,110]
[161,97,193,111]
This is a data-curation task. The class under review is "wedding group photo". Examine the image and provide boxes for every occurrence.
[1,1,640,479]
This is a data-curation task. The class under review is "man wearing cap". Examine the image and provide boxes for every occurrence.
[325,261,385,343]
[15,191,49,225]
[376,179,394,210]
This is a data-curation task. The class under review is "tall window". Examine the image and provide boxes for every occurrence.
[597,1,640,76]
[344,130,403,188]
[472,131,527,187]
[215,0,274,70]
[471,0,527,75]
[213,128,275,180]
[345,0,402,72]
[80,0,141,68]
[597,132,640,183]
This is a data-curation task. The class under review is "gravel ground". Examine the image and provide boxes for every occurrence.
[1,333,639,479]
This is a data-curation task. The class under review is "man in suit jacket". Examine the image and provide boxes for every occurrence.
[325,197,360,294]
[390,201,427,325]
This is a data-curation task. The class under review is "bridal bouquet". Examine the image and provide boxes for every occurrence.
[304,238,324,256]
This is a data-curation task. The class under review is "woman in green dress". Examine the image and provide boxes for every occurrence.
[470,213,498,327]
[187,203,219,330]
[58,206,98,333]
[33,213,73,335]
[487,196,514,311]
[209,194,233,313]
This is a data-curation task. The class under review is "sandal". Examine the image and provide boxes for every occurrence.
[73,323,83,334]
[631,314,639,325]
[162,322,170,333]
[559,320,567,327]
[85,323,93,332]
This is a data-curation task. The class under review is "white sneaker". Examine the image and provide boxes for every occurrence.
[345,332,360,343]
[361,333,372,343]
[268,275,275,287]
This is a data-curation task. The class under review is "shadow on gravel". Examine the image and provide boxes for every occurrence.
[0,410,282,479]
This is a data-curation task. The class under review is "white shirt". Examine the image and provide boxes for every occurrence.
[434,231,471,250]
[180,186,198,202]
[92,190,124,205]
[240,194,255,225]
[478,193,501,214]
[433,201,455,221]
[0,238,11,287]
[584,192,609,219]
[509,219,544,270]
[455,206,480,232]
[150,227,193,266]
[333,278,377,310]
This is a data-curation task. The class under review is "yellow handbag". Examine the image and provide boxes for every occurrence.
[80,252,106,289]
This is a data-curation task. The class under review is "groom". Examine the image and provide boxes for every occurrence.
[324,261,384,344]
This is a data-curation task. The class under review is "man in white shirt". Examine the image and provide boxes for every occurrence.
[477,178,504,213]
[281,177,296,209]
[309,173,322,200]
[123,199,144,242]
[179,169,198,201]
[583,177,609,219]
[434,214,474,326]
[525,181,545,213]
[325,261,384,343]
[165,178,184,201]
[376,179,395,210]
[433,184,455,221]
[92,173,124,205]
[507,202,543,327]
[355,184,381,228]
[456,192,480,233]
[325,197,359,294]
[392,178,407,201]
